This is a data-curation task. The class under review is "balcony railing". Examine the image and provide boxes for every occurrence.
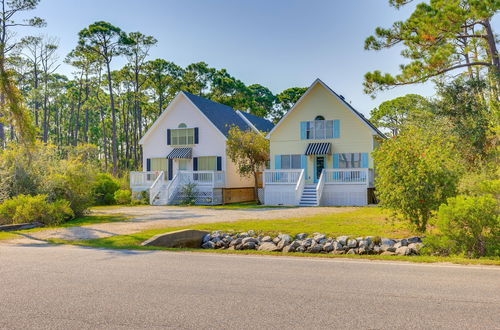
[263,169,303,184]
[178,170,225,188]
[323,169,371,184]
[130,171,165,189]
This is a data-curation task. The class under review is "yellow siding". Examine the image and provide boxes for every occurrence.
[270,82,376,183]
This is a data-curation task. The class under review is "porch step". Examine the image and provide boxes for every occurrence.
[299,184,318,207]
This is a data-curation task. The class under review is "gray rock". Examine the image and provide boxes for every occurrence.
[211,237,221,243]
[247,230,255,236]
[394,242,402,249]
[381,251,396,256]
[332,250,345,255]
[142,229,210,248]
[337,236,349,245]
[202,234,210,243]
[347,239,358,248]
[296,246,306,253]
[273,237,281,244]
[373,245,381,254]
[318,238,328,245]
[201,241,215,249]
[302,238,313,248]
[358,240,368,249]
[358,247,367,255]
[407,236,421,244]
[261,236,272,242]
[239,232,249,238]
[309,244,322,253]
[381,244,396,252]
[333,241,343,251]
[279,234,292,244]
[242,242,256,250]
[242,237,259,245]
[296,233,307,240]
[314,234,326,242]
[396,246,410,256]
[346,248,358,255]
[229,238,242,247]
[277,238,290,250]
[400,238,408,246]
[365,236,374,245]
[258,242,280,252]
[381,238,395,246]
[356,237,364,242]
[323,243,334,252]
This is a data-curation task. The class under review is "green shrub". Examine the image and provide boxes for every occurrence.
[180,183,197,205]
[0,194,74,226]
[93,173,120,205]
[433,195,499,257]
[114,189,131,205]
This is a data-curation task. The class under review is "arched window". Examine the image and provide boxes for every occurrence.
[315,115,325,121]
[178,123,187,128]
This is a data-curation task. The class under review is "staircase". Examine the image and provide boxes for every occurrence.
[299,184,318,206]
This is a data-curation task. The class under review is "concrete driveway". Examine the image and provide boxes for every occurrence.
[1,205,353,244]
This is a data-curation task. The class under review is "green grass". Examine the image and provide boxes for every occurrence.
[171,201,293,209]
[0,215,128,240]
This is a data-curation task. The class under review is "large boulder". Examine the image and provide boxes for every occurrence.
[141,229,209,248]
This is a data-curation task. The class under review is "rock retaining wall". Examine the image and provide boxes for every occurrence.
[202,231,423,256]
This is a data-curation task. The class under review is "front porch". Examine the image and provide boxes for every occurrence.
[130,170,225,205]
[263,168,374,206]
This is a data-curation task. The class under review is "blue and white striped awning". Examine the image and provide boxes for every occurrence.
[305,143,331,155]
[167,148,192,159]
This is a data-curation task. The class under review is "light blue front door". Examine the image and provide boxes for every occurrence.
[313,156,325,183]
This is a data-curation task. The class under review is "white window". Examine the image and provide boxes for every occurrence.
[281,154,301,169]
[198,156,217,171]
[339,153,362,168]
[306,119,334,139]
[171,128,195,146]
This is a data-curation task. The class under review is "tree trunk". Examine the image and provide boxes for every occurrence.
[484,19,500,73]
[253,171,259,204]
[105,60,118,176]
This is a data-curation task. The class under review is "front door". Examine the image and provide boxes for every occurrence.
[314,156,325,183]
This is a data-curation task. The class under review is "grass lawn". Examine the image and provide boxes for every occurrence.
[0,214,128,241]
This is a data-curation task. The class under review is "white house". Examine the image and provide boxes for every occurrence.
[130,91,274,205]
[263,79,386,206]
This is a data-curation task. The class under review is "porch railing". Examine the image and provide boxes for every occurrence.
[294,169,305,204]
[130,171,164,188]
[149,171,165,204]
[263,169,303,184]
[323,169,369,184]
[178,171,225,188]
[316,170,326,205]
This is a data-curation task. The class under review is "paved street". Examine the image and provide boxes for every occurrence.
[0,245,499,329]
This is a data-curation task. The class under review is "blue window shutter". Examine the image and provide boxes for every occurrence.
[301,155,307,178]
[275,155,281,169]
[333,120,340,138]
[300,122,307,140]
[333,154,339,168]
[146,158,151,171]
[167,129,171,145]
[193,157,198,171]
[194,127,199,144]
[168,159,173,180]
[216,156,222,171]
[361,153,369,168]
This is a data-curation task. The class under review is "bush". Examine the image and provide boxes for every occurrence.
[180,183,197,205]
[433,195,499,257]
[0,194,74,226]
[372,124,462,232]
[114,189,131,205]
[93,173,120,205]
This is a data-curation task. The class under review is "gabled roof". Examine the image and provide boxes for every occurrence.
[139,91,273,144]
[182,92,252,137]
[267,78,386,139]
[237,110,274,133]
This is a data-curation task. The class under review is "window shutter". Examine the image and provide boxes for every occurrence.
[361,153,369,168]
[333,120,340,138]
[168,159,173,180]
[216,156,222,171]
[146,158,151,171]
[194,127,199,144]
[193,157,198,171]
[167,129,171,145]
[275,155,281,169]
[301,155,307,179]
[333,154,339,168]
[300,122,307,140]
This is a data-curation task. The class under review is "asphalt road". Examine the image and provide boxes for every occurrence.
[0,245,499,329]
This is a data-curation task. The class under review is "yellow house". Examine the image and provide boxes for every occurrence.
[264,79,385,206]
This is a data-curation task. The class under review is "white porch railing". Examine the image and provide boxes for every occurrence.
[130,171,164,189]
[178,171,225,188]
[294,169,305,204]
[149,171,165,204]
[323,169,369,184]
[316,170,326,205]
[264,169,303,184]
[165,173,180,204]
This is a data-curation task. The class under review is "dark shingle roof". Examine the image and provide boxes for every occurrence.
[182,91,251,137]
[238,111,274,133]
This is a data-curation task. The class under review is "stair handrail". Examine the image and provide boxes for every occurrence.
[315,170,326,206]
[149,171,165,204]
[166,173,180,203]
[294,169,305,205]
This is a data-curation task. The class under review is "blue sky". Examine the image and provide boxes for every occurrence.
[18,0,495,116]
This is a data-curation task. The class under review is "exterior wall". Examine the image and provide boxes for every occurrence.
[269,83,376,184]
[264,184,296,206]
[321,184,368,206]
[225,156,254,188]
[140,94,252,188]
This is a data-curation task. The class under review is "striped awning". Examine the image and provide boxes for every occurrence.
[166,148,192,159]
[305,142,331,155]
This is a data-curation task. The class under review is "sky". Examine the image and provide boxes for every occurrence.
[15,0,498,116]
